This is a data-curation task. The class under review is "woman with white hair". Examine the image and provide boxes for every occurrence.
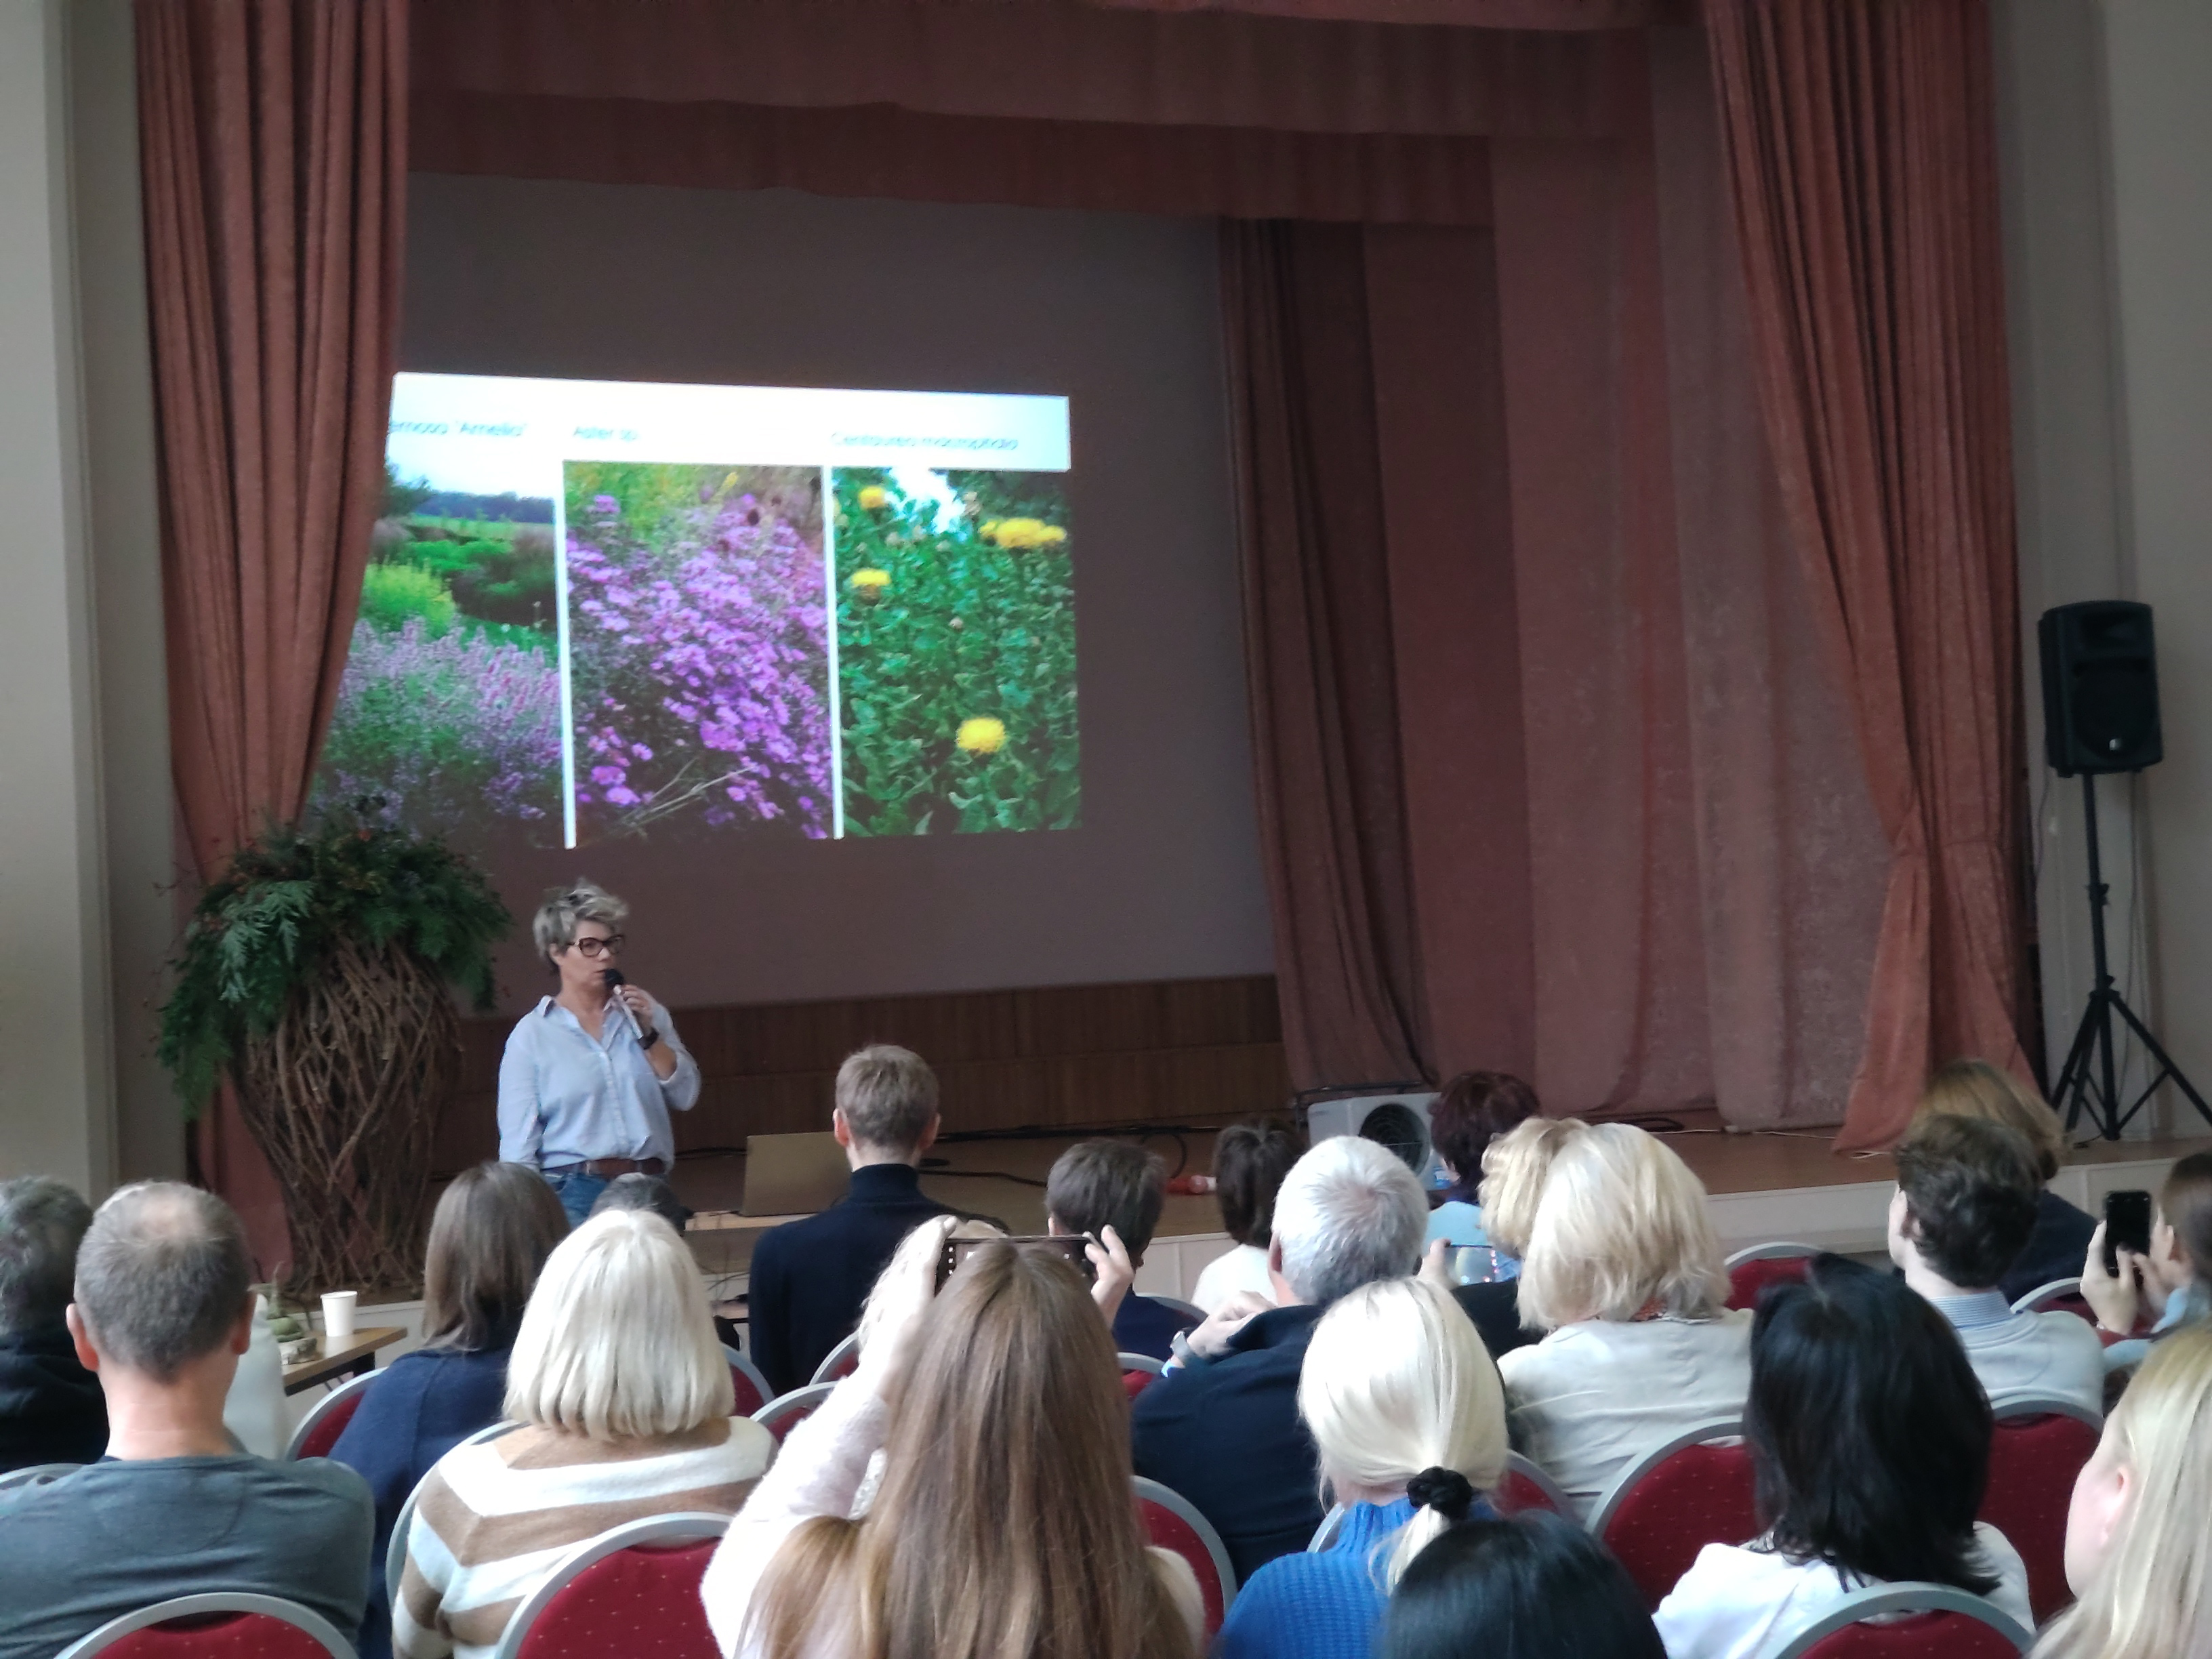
[1214,1277,1509,1659]
[498,879,700,1225]
[392,1210,772,1659]
[1497,1123,1749,1519]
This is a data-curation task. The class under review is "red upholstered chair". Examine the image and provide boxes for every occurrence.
[1725,1244,1824,1311]
[283,1369,378,1461]
[1495,1452,1572,1517]
[1133,1476,1237,1639]
[722,1345,771,1416]
[809,1332,862,1386]
[1120,1352,1163,1403]
[1589,1418,1755,1609]
[490,1513,732,1659]
[1769,1582,2033,1658]
[1981,1394,2103,1624]
[752,1382,836,1443]
[54,1593,353,1659]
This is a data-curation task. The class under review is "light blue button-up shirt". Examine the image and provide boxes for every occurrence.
[496,994,701,1170]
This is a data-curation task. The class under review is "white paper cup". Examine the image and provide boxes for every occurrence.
[321,1290,359,1349]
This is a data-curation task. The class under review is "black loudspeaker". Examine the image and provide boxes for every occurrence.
[2039,600,2163,776]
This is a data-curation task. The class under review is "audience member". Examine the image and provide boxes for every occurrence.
[701,1216,1201,1659]
[1655,1256,2031,1658]
[2084,1151,2212,1370]
[394,1209,770,1659]
[1046,1139,1193,1361]
[332,1162,569,1659]
[0,1183,373,1659]
[1382,1512,1666,1659]
[1889,1113,2104,1417]
[1499,1124,1748,1519]
[747,1044,953,1394]
[1130,1135,1427,1581]
[0,1176,104,1471]
[590,1168,689,1229]
[1192,1118,1303,1314]
[2032,1322,2212,1658]
[1441,1115,1589,1361]
[1918,1058,2095,1303]
[1423,1072,1540,1271]
[1216,1277,1507,1659]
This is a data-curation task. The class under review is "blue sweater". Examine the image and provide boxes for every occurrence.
[329,1343,511,1659]
[1215,1498,1433,1659]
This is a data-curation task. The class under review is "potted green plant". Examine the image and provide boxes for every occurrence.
[159,804,510,1294]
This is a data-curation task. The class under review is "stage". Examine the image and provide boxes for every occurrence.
[672,1113,2212,1306]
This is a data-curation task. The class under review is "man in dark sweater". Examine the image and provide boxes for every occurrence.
[1131,1136,1427,1582]
[0,1183,373,1659]
[747,1044,953,1395]
[1045,1140,1198,1361]
[0,1177,106,1471]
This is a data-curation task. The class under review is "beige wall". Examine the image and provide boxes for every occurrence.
[0,0,179,1195]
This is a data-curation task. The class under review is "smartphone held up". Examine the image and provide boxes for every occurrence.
[2105,1189,2153,1277]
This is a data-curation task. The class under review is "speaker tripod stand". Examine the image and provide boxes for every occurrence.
[2053,770,2212,1139]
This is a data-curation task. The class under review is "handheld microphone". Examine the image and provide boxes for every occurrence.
[602,968,648,1044]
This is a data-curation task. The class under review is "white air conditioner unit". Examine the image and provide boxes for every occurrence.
[1303,1092,1449,1191]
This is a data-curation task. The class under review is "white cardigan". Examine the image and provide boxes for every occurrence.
[1654,1525,2033,1659]
[699,1376,1203,1659]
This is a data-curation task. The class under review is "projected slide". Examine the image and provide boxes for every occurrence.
[321,373,1076,847]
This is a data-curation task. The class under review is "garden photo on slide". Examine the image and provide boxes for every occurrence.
[835,466,1080,835]
[315,466,563,842]
[564,461,833,843]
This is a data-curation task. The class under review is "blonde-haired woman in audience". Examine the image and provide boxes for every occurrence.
[702,1214,1199,1659]
[392,1210,772,1659]
[1916,1057,2095,1303]
[1498,1123,1748,1519]
[2034,1323,2212,1659]
[1214,1277,1508,1659]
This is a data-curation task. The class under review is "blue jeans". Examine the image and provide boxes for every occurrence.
[542,1169,610,1228]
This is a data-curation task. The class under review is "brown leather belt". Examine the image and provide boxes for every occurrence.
[544,1157,668,1178]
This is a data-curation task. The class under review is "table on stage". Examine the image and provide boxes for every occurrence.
[281,1326,406,1396]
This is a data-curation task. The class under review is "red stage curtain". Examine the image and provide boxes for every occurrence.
[1704,0,2030,1149]
[138,0,408,1269]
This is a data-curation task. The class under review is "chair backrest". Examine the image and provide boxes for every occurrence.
[752,1382,836,1443]
[2009,1277,2083,1315]
[1306,1503,1347,1553]
[0,1462,83,1492]
[1132,1476,1237,1639]
[285,1369,380,1461]
[491,1513,734,1659]
[55,1593,354,1659]
[1495,1452,1572,1517]
[1983,1395,2104,1624]
[388,1420,521,1602]
[809,1332,862,1386]
[1771,1582,2034,1658]
[1589,1418,1755,1609]
[1118,1352,1165,1375]
[722,1345,771,1416]
[1724,1243,1823,1311]
[1149,1295,1208,1328]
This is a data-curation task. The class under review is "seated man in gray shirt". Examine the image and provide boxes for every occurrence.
[0,1181,373,1659]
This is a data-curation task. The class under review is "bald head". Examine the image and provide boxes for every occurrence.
[73,1182,251,1380]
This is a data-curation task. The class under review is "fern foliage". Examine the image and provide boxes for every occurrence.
[159,802,512,1113]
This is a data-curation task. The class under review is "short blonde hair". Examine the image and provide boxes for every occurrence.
[532,879,628,964]
[836,1044,939,1153]
[1917,1058,2066,1183]
[1517,1124,1727,1328]
[1477,1116,1589,1258]
[504,1209,733,1439]
[2036,1325,2212,1659]
[1299,1277,1507,1587]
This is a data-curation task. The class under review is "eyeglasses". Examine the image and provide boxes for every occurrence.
[571,935,626,958]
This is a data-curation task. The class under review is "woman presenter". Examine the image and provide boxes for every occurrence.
[498,881,700,1226]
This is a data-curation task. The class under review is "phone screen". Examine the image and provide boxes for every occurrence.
[937,1233,1096,1290]
[2105,1189,2153,1275]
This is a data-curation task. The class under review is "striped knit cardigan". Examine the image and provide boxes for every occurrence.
[394,1417,773,1659]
